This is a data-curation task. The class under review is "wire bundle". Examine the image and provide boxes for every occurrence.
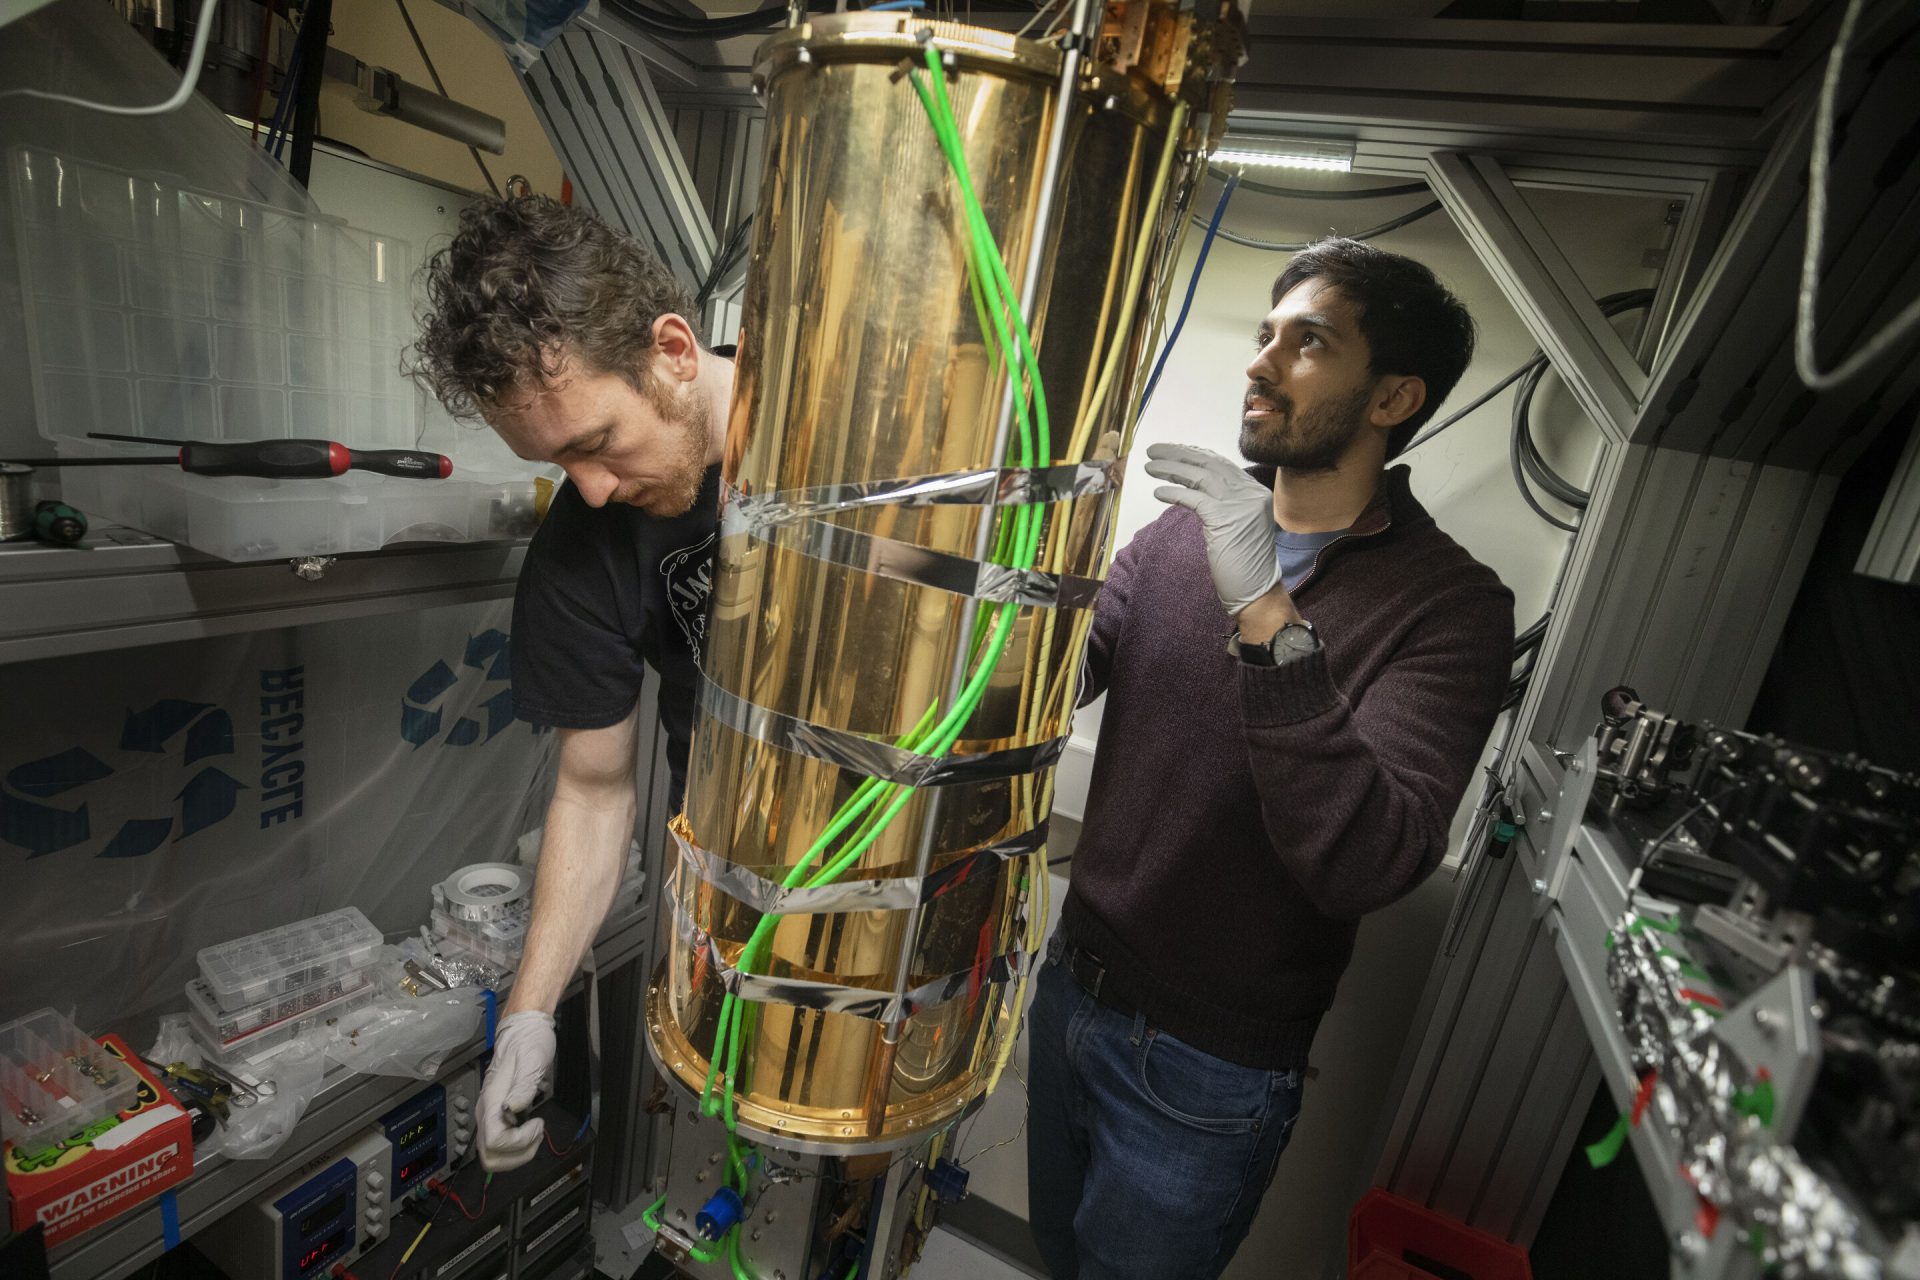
[686,42,1054,1279]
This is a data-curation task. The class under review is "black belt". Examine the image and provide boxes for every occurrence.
[1055,939,1140,1020]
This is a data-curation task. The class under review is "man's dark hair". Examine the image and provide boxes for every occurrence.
[409,195,695,419]
[1270,237,1475,460]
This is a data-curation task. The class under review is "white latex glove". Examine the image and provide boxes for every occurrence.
[477,1010,555,1171]
[1143,442,1281,615]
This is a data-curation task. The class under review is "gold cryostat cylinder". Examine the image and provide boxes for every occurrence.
[647,13,1185,1153]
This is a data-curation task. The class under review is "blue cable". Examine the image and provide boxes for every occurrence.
[869,0,925,9]
[1138,170,1238,416]
[264,20,308,161]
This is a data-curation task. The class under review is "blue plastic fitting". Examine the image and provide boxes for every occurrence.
[695,1187,746,1241]
[925,1157,970,1203]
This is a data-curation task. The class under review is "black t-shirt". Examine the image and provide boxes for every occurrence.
[509,463,719,805]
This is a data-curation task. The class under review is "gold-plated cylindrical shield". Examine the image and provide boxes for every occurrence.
[647,13,1186,1153]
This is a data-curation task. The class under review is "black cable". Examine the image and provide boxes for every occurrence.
[1401,355,1544,455]
[1505,289,1656,525]
[606,0,790,36]
[694,214,755,310]
[394,0,502,198]
[1406,289,1656,459]
[1514,612,1550,654]
[1512,362,1589,509]
[1508,408,1580,534]
[287,0,332,189]
[1206,169,1429,201]
[1201,200,1444,253]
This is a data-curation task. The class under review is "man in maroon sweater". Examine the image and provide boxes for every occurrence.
[1026,238,1515,1279]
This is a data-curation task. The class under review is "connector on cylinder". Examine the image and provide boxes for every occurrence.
[695,1186,746,1241]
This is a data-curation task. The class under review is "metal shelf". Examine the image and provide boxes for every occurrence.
[46,905,651,1280]
[0,526,527,667]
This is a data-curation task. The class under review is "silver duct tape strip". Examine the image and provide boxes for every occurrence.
[720,458,1124,539]
[757,515,1104,610]
[435,862,533,923]
[699,677,1068,786]
[669,819,1048,914]
[664,886,1028,1025]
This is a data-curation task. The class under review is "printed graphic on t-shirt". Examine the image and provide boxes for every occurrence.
[660,533,716,652]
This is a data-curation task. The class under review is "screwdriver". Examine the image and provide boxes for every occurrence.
[43,431,454,479]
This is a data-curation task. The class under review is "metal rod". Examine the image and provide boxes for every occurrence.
[90,431,188,446]
[1440,502,1586,958]
[2,458,174,467]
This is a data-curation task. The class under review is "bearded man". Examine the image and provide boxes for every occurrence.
[1025,236,1515,1280]
[410,195,734,1171]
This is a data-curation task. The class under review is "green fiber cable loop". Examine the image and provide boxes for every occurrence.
[702,41,1050,1118]
[690,43,1055,1278]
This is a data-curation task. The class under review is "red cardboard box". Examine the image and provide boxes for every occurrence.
[5,1035,194,1248]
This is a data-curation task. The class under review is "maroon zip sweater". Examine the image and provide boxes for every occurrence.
[1061,463,1515,1069]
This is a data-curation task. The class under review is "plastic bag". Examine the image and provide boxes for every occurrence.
[205,1039,324,1160]
[145,1015,326,1162]
[325,993,484,1081]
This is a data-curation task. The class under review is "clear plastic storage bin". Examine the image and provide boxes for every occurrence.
[196,907,384,1011]
[191,981,379,1064]
[184,967,377,1047]
[11,147,416,449]
[430,907,530,970]
[0,1008,139,1148]
[7,147,554,562]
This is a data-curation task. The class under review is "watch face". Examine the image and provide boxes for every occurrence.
[1275,623,1317,655]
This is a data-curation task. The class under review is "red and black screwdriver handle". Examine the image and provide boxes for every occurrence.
[176,439,453,479]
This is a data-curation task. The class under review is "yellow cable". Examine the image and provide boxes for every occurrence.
[983,846,1050,1097]
[399,1219,433,1266]
[1066,101,1187,465]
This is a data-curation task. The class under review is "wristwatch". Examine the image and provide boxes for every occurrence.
[1227,619,1319,667]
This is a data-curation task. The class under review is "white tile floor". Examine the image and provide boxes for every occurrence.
[909,1226,1037,1280]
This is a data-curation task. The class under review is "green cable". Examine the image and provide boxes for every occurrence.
[703,52,1049,1117]
[692,44,1055,1276]
[913,46,1052,473]
[728,1231,757,1280]
[642,1195,722,1264]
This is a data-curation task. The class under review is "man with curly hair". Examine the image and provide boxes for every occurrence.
[410,194,734,1173]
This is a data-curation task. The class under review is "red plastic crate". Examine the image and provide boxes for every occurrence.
[1348,1189,1533,1280]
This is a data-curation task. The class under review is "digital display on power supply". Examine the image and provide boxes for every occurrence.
[295,1193,349,1238]
[394,1113,439,1150]
[394,1135,447,1196]
[397,1152,442,1187]
[296,1227,348,1274]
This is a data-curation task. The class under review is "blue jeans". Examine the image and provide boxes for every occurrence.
[1026,949,1304,1280]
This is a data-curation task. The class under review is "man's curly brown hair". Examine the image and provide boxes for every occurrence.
[408,195,695,420]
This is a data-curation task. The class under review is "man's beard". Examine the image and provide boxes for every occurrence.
[1238,381,1374,472]
[619,378,712,516]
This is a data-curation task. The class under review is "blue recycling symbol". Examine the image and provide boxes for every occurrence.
[0,700,245,859]
[401,629,517,749]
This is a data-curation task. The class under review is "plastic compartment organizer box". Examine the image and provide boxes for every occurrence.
[7,147,548,560]
[185,968,376,1046]
[0,1008,139,1149]
[188,908,385,1062]
[195,907,383,1010]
